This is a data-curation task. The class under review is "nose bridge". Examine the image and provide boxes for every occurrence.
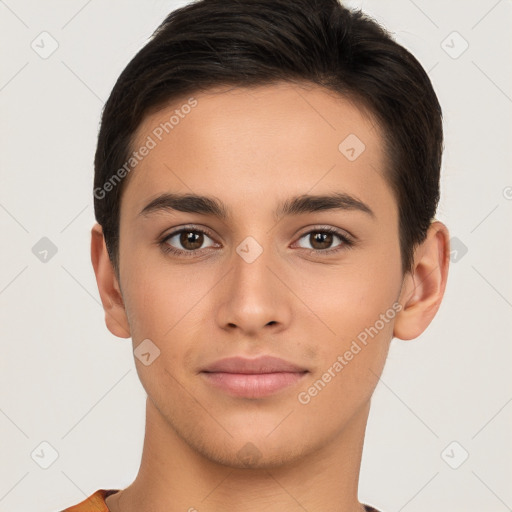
[232,233,277,300]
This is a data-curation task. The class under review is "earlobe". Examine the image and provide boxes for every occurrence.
[90,223,131,339]
[393,221,450,341]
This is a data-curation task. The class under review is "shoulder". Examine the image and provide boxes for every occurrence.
[60,489,120,512]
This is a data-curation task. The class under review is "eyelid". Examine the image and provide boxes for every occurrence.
[161,224,216,239]
[294,224,354,243]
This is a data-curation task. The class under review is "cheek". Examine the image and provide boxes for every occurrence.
[120,258,214,383]
[296,257,400,340]
[293,278,398,427]
[121,265,197,399]
[292,250,401,400]
[120,247,195,338]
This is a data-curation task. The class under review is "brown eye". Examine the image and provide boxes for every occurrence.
[163,228,216,253]
[309,231,334,250]
[296,228,352,253]
[179,231,204,250]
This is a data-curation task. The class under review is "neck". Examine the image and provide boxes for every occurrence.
[106,397,370,512]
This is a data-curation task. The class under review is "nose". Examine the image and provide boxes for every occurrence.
[215,238,292,336]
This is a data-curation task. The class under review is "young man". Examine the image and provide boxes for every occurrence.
[62,0,450,510]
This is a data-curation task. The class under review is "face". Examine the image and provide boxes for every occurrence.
[116,82,405,468]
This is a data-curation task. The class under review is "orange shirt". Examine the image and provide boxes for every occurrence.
[61,489,119,511]
[60,488,382,511]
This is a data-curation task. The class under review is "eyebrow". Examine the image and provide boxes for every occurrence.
[139,191,375,221]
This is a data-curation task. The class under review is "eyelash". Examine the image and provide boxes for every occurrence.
[159,225,355,259]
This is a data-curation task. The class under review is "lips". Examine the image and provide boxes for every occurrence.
[200,356,308,398]
[201,355,307,374]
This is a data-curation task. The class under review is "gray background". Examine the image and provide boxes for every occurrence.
[0,1,511,511]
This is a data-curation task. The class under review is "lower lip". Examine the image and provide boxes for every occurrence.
[201,371,307,398]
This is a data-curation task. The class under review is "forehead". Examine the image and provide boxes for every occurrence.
[123,82,394,221]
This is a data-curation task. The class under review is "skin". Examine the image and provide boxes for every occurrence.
[91,82,450,512]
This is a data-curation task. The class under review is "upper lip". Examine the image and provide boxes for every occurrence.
[201,356,307,374]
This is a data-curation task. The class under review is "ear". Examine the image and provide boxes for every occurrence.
[90,223,131,338]
[393,221,450,340]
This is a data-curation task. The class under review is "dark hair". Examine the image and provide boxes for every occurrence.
[94,0,443,276]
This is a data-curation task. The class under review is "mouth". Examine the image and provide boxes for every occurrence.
[200,355,309,399]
